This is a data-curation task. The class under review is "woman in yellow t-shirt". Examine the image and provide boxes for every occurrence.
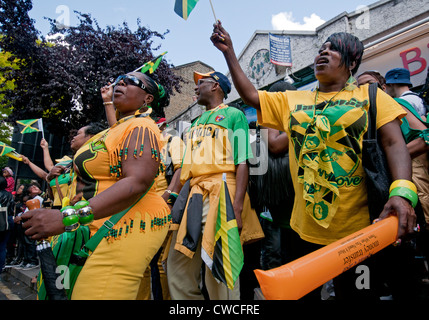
[212,22,417,299]
[21,72,170,299]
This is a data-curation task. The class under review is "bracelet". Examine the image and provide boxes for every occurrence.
[61,206,80,232]
[103,101,113,106]
[74,200,95,226]
[165,189,172,194]
[389,179,417,194]
[389,186,418,208]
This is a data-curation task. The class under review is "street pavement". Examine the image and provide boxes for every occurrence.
[1,263,428,301]
[0,266,38,300]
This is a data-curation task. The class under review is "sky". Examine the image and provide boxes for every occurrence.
[28,0,376,74]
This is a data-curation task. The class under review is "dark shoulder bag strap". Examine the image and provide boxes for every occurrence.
[367,82,378,140]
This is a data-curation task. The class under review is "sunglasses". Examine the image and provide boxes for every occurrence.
[113,75,147,91]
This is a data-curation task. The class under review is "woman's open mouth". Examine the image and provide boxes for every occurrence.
[316,57,329,66]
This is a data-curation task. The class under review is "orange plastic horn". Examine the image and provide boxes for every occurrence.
[26,198,41,210]
[254,216,399,300]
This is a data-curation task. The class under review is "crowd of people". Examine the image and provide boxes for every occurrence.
[0,21,428,301]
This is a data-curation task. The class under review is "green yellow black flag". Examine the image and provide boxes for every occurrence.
[16,118,43,134]
[138,52,167,75]
[211,173,244,289]
[174,0,200,20]
[0,142,22,161]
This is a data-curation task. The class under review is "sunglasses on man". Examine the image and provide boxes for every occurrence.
[113,74,147,91]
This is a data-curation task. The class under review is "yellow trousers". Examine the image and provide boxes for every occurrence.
[71,213,168,300]
[137,236,171,300]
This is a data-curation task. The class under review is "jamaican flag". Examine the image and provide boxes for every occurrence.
[0,142,16,157]
[140,52,167,75]
[211,174,244,290]
[174,0,200,20]
[0,142,22,161]
[16,118,43,134]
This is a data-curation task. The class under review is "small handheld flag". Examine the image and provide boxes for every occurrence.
[134,52,167,74]
[106,52,168,89]
[16,118,44,138]
[0,142,22,161]
[174,0,218,23]
[174,0,200,20]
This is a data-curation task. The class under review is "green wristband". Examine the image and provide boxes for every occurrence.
[61,206,80,232]
[74,200,90,210]
[76,206,94,226]
[73,201,94,226]
[389,186,418,208]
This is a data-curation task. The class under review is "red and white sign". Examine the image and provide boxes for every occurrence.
[360,21,429,87]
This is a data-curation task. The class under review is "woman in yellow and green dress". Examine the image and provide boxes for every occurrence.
[21,72,171,300]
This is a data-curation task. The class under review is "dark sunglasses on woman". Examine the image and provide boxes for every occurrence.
[113,74,147,91]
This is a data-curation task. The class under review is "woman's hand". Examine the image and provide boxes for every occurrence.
[210,20,261,109]
[46,165,66,182]
[100,82,114,103]
[378,119,416,239]
[40,138,49,150]
[21,155,30,165]
[378,196,416,239]
[21,208,65,240]
[210,20,233,54]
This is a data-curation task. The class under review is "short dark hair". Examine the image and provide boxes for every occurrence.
[25,182,41,196]
[357,71,386,87]
[325,32,364,75]
[84,122,107,136]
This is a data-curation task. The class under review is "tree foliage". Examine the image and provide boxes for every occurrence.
[0,0,183,136]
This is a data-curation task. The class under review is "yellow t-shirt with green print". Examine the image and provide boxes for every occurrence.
[180,104,253,184]
[257,83,406,245]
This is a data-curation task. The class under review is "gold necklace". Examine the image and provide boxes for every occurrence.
[313,87,346,117]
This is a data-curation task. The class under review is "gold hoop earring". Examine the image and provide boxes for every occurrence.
[135,102,150,116]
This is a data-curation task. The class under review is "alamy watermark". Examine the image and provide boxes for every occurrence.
[55,5,70,30]
[355,5,370,30]
[355,264,370,290]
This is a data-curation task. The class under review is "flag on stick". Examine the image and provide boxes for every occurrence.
[174,0,200,20]
[0,142,22,161]
[211,173,244,289]
[136,51,167,74]
[16,118,44,136]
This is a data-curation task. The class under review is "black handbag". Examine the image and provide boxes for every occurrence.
[362,83,392,221]
[164,136,175,185]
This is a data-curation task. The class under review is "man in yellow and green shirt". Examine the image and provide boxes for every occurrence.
[167,71,264,300]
